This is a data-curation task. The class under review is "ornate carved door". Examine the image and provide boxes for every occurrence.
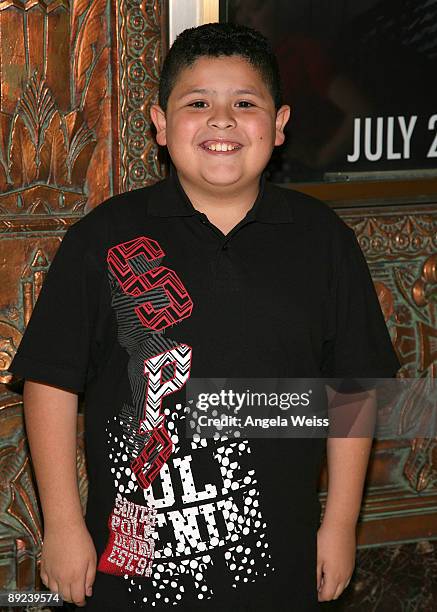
[0,0,166,591]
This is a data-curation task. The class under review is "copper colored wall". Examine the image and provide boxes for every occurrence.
[0,0,165,592]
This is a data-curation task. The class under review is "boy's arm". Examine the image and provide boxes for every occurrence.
[323,436,373,527]
[23,380,97,607]
[316,388,376,601]
[24,381,84,527]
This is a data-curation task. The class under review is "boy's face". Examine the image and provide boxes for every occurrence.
[150,55,290,192]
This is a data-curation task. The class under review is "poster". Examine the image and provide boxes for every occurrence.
[224,0,437,182]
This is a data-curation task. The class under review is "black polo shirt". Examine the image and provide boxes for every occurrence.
[8,168,400,612]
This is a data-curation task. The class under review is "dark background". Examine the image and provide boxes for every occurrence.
[222,0,437,183]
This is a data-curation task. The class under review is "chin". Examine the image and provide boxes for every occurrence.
[201,170,245,187]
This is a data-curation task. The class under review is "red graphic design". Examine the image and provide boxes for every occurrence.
[97,495,157,577]
[132,344,192,488]
[99,236,194,578]
[131,426,172,489]
[107,236,193,330]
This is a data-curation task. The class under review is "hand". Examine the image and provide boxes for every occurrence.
[40,521,97,607]
[316,520,356,602]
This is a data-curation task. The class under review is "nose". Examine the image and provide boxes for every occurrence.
[207,107,236,129]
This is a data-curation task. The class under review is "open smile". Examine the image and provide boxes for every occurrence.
[199,140,243,154]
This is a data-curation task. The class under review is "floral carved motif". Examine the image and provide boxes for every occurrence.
[341,208,437,491]
[0,0,111,216]
[118,0,165,190]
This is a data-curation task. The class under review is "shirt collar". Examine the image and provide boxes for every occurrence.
[147,165,294,224]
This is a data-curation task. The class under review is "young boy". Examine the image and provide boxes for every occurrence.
[8,23,400,611]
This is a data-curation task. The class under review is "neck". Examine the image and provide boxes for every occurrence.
[175,172,261,218]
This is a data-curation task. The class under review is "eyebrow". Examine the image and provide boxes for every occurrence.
[179,88,262,98]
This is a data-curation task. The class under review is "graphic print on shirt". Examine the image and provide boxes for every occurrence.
[98,235,274,606]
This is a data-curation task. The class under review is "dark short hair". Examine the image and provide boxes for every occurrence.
[159,22,282,111]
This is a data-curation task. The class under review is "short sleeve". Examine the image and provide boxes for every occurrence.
[7,221,100,393]
[321,227,401,379]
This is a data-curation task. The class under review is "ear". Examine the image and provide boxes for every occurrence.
[274,105,291,146]
[150,104,167,146]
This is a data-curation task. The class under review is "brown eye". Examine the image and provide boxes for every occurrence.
[189,101,207,108]
[237,101,254,108]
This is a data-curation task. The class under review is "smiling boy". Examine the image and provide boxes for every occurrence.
[151,53,289,234]
[8,23,399,612]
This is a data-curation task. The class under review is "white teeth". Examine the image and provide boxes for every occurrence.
[205,142,239,151]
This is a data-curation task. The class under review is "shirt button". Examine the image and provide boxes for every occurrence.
[222,245,229,250]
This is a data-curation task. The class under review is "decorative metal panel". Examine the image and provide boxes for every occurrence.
[0,0,165,594]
